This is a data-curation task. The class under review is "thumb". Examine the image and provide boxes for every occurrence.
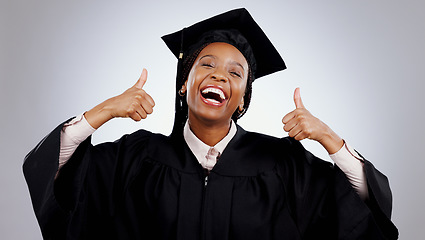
[294,87,305,109]
[134,68,148,89]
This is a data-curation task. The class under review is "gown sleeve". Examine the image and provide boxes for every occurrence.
[23,119,151,239]
[278,137,398,240]
[334,157,399,239]
[23,121,70,239]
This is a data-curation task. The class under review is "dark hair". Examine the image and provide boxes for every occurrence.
[176,42,255,126]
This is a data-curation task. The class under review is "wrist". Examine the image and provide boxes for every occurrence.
[85,101,114,129]
[318,129,344,155]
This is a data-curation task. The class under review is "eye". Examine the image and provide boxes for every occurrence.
[230,71,242,78]
[202,63,214,68]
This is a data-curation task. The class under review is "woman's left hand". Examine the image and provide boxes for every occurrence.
[282,88,344,154]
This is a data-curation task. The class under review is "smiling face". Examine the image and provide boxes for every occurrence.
[184,42,249,126]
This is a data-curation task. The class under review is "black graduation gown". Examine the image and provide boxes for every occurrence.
[23,119,398,240]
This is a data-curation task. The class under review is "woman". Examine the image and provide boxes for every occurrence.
[24,8,398,239]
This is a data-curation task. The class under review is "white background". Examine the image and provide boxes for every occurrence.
[1,0,424,239]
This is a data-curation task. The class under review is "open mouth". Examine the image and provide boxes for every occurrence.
[200,86,227,105]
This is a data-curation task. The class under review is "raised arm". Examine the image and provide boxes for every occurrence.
[57,69,155,175]
[282,88,368,200]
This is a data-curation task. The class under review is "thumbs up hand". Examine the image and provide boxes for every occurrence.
[113,68,155,120]
[84,68,155,129]
[282,88,343,154]
[282,88,317,141]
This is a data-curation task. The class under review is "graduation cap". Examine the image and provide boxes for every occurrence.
[162,8,286,81]
[161,8,286,133]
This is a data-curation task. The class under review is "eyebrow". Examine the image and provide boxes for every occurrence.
[230,61,245,71]
[199,55,245,71]
[199,55,216,61]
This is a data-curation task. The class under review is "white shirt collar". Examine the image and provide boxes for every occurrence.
[183,120,237,169]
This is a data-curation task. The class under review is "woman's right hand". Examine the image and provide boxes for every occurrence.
[84,68,155,129]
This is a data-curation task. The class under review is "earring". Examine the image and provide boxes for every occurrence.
[237,106,246,115]
[178,88,186,97]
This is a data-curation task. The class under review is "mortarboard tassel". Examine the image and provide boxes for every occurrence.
[172,28,186,134]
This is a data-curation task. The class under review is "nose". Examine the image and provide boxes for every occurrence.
[211,68,228,83]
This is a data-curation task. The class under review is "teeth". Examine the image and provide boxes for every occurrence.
[202,87,226,100]
[206,99,220,104]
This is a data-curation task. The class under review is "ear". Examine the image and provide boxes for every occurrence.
[238,97,245,111]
